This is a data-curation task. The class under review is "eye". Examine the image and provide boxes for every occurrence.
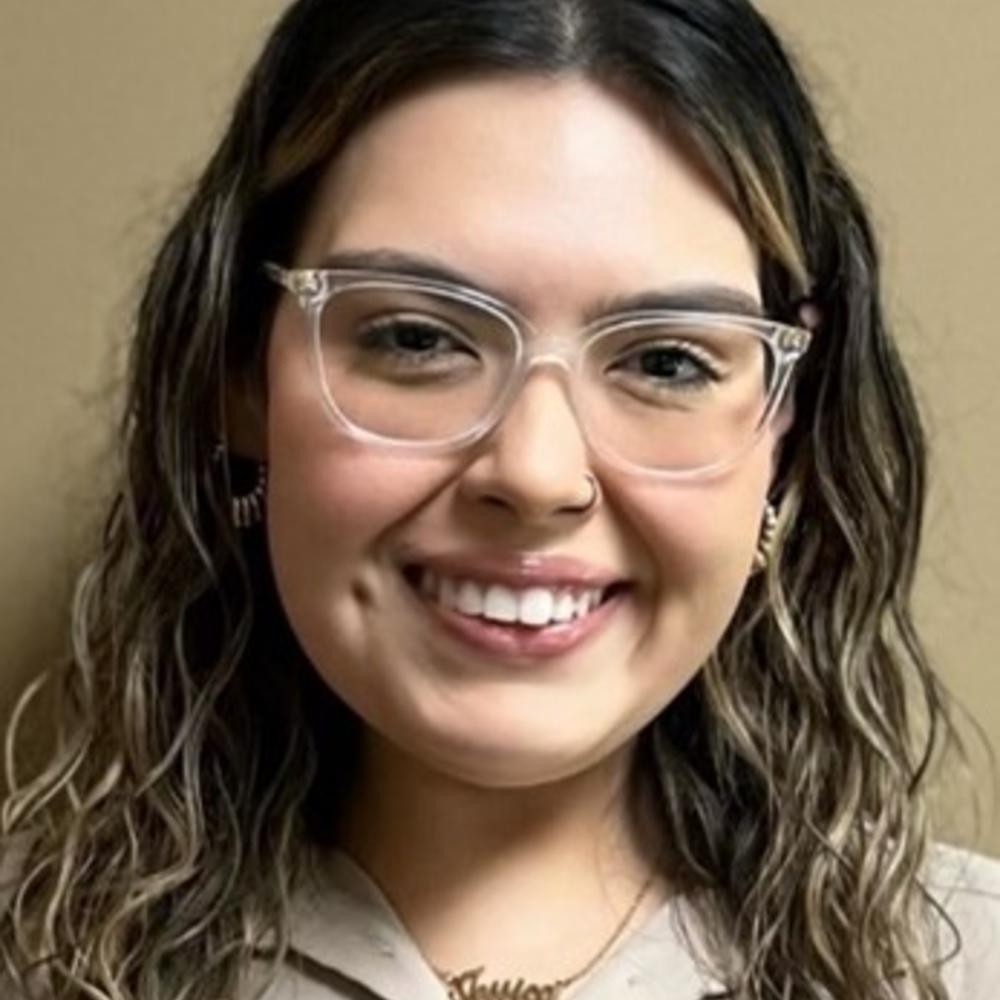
[357,315,477,363]
[631,344,715,383]
[345,315,487,384]
[607,338,723,397]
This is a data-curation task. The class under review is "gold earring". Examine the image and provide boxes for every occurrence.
[752,502,779,574]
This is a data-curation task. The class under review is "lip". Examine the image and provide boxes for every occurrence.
[397,568,632,660]
[395,548,629,591]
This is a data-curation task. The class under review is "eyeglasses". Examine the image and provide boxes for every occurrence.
[264,263,812,480]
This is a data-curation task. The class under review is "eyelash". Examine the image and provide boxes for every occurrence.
[357,318,475,365]
[611,338,723,387]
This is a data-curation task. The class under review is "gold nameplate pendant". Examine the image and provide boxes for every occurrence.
[441,965,567,1000]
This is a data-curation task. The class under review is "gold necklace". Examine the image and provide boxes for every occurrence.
[431,872,656,1000]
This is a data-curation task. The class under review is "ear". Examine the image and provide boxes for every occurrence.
[772,392,796,439]
[223,373,268,462]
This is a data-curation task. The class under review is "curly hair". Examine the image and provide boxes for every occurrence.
[1,1,992,997]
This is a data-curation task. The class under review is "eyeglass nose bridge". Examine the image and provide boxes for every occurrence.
[516,334,584,376]
[494,334,593,447]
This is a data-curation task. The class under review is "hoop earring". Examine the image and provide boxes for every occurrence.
[233,463,268,529]
[214,442,268,529]
[751,501,779,574]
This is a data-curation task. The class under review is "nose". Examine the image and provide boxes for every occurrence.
[457,357,595,524]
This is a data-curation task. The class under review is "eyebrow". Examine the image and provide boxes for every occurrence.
[314,248,764,321]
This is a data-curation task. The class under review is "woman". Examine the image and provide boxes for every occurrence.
[1,1,997,997]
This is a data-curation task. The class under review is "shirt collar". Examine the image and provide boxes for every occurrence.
[283,842,996,1000]
[285,848,720,1000]
[286,848,447,1000]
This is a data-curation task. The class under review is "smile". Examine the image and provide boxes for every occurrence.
[406,565,628,626]
[400,565,634,660]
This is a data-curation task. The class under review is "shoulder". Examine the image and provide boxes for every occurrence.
[923,841,1000,999]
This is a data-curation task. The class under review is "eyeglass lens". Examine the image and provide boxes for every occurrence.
[315,284,773,472]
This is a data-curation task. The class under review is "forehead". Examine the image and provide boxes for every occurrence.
[295,74,759,322]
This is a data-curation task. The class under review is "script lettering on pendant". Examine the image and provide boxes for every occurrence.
[444,966,563,1000]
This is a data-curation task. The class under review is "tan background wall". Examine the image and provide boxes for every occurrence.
[1,3,996,853]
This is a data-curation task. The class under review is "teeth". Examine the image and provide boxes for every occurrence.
[456,580,484,615]
[553,591,577,623]
[519,587,555,626]
[483,584,519,623]
[440,577,459,609]
[416,570,605,628]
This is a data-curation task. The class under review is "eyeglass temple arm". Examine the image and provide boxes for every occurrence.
[263,261,294,291]
[263,262,330,305]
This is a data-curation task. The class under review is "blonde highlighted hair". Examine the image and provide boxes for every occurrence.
[2,1,993,997]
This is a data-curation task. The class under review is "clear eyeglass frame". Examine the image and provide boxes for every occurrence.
[263,262,813,481]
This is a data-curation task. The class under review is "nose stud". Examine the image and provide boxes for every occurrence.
[574,473,601,514]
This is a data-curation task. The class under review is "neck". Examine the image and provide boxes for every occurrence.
[334,733,669,986]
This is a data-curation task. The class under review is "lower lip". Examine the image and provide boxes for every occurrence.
[401,574,631,660]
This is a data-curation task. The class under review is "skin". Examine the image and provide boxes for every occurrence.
[243,74,789,981]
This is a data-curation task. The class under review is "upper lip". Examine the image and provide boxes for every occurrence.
[398,549,631,591]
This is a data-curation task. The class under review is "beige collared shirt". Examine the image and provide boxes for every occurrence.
[253,842,1000,999]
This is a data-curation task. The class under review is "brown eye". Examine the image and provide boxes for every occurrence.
[607,339,722,397]
[629,345,716,384]
[359,318,472,359]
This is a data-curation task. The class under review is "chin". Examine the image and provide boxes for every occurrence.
[393,714,632,789]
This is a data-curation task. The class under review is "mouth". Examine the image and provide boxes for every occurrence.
[400,563,633,631]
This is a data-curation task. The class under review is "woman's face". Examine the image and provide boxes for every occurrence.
[263,74,781,787]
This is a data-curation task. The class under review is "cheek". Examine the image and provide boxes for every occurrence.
[262,320,447,665]
[661,487,761,577]
[269,438,421,553]
[265,426,465,737]
[618,449,772,653]
[264,311,436,561]
[265,426,446,614]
